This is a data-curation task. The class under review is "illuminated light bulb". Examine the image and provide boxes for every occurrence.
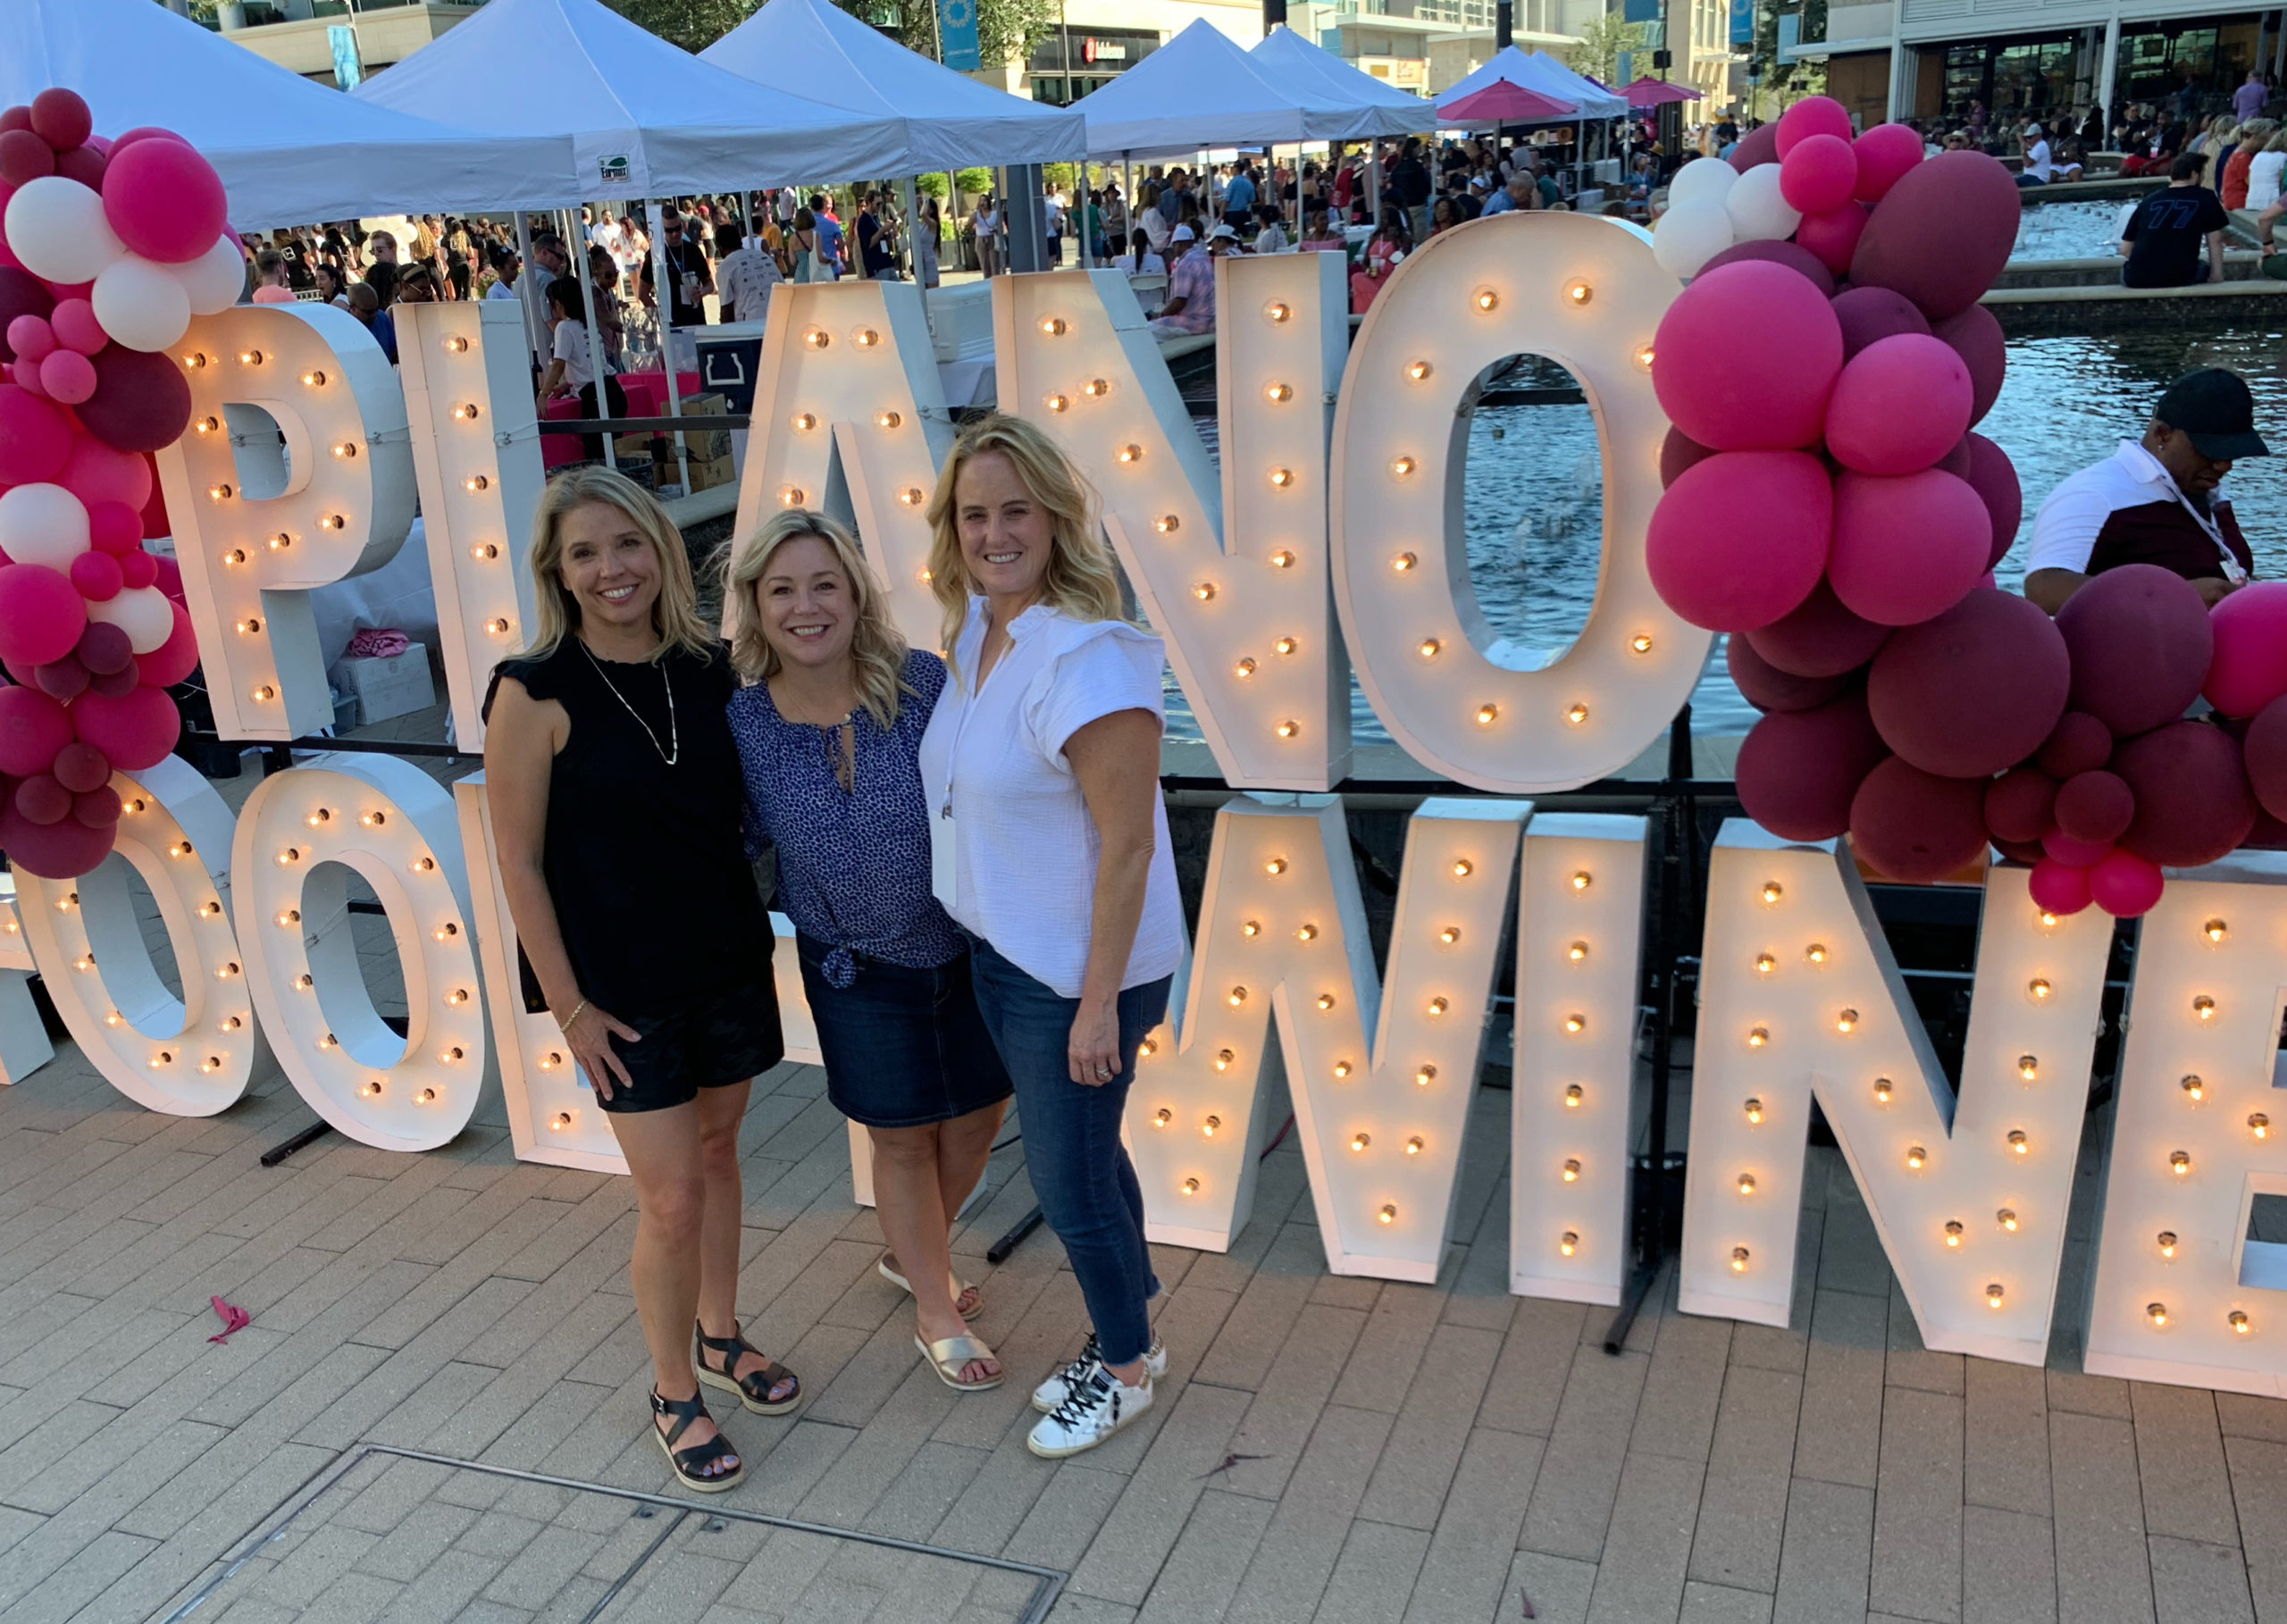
[1139,1038,1157,1058]
[333,442,356,460]
[1988,1284,2006,1310]
[1945,1220,1964,1247]
[1234,657,1256,678]
[1563,1013,1586,1034]
[2171,1150,2192,1176]
[2148,1302,2169,1328]
[1390,456,1416,479]
[791,411,818,432]
[1747,1026,1769,1050]
[1415,1065,1437,1087]
[72,954,93,972]
[1270,550,1295,570]
[360,810,386,828]
[1440,927,1462,945]
[1351,1132,1370,1152]
[2008,1129,2029,1155]
[1476,703,1499,726]
[2182,1074,2206,1101]
[1262,298,1293,324]
[1836,1009,1858,1034]
[551,1112,573,1131]
[1334,1061,1352,1078]
[1405,1136,1423,1156]
[451,403,481,422]
[223,549,246,566]
[1564,280,1593,306]
[1744,1097,1764,1124]
[1570,871,1591,892]
[307,808,331,827]
[1317,993,1336,1011]
[1568,941,1588,962]
[1762,883,1784,905]
[1407,359,1433,381]
[320,515,344,531]
[1117,444,1142,465]
[149,1050,172,1068]
[1453,859,1473,879]
[2158,1230,2179,1257]
[2205,917,2228,942]
[1039,316,1067,336]
[1183,1177,1201,1195]
[1378,1204,1397,1225]
[1419,638,1441,660]
[1153,515,1180,534]
[433,923,460,942]
[854,328,878,347]
[267,532,294,553]
[412,857,436,874]
[462,474,491,495]
[220,1015,241,1033]
[780,486,805,506]
[293,975,313,992]
[1215,1048,1235,1070]
[195,416,218,435]
[101,1008,118,1025]
[2028,978,2052,1001]
[2233,1310,2253,1334]
[446,988,468,1006]
[1737,1173,1756,1196]
[301,369,325,387]
[2194,995,2216,1021]
[1906,1144,1927,1170]
[1274,637,1297,656]
[239,349,263,366]
[803,328,829,347]
[1998,1208,2019,1232]
[416,1087,438,1105]
[918,569,933,583]
[171,841,193,859]
[214,961,239,980]
[875,410,902,430]
[1265,858,1287,875]
[1565,1084,1584,1108]
[445,335,469,354]
[1428,997,1449,1017]
[1193,582,1216,601]
[186,351,210,369]
[1202,1116,1219,1138]
[1562,1159,1581,1182]
[1392,551,1417,573]
[208,483,233,502]
[1730,1246,1750,1273]
[1634,345,1655,371]
[1242,920,1261,937]
[2038,910,2058,930]
[1473,288,1499,312]
[471,543,498,561]
[2253,1113,2273,1140]
[126,799,145,815]
[1560,1230,1579,1256]
[1755,953,1776,975]
[1564,702,1589,727]
[276,847,300,866]
[232,616,264,638]
[198,1056,221,1075]
[1296,924,1318,941]
[360,1079,382,1099]
[2019,1055,2040,1082]
[1152,1108,1171,1127]
[440,1046,465,1064]
[539,1050,561,1071]
[1264,382,1293,404]
[52,892,73,912]
[1227,986,1247,1006]
[318,1033,336,1049]
[1045,393,1068,413]
[1629,632,1655,655]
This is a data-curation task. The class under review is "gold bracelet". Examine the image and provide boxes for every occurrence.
[560,999,588,1031]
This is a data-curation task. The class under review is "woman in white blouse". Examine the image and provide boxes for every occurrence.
[917,414,1185,1461]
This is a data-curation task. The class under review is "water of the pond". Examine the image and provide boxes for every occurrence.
[2014,197,2138,261]
[1159,323,2287,750]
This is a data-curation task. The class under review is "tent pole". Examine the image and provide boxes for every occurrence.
[898,174,922,282]
[649,196,692,495]
[512,210,547,372]
[573,205,617,474]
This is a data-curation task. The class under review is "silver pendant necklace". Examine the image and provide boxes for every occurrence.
[579,637,679,766]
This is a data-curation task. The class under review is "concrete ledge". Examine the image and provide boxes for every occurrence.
[2020,174,2167,201]
[663,482,740,530]
[1998,249,2264,288]
[1982,275,2287,331]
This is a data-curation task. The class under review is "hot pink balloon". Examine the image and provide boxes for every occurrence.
[0,382,71,483]
[2028,857,2094,915]
[1780,133,1857,215]
[2204,581,2287,717]
[152,553,184,608]
[1647,450,1832,631]
[1823,334,1974,476]
[1793,204,1869,275]
[67,548,121,601]
[37,347,92,405]
[1852,122,1924,201]
[118,549,155,590]
[134,600,197,688]
[0,561,84,665]
[56,437,149,514]
[88,501,140,556]
[2089,850,2166,917]
[1775,96,1853,158]
[100,138,227,265]
[1653,260,1843,451]
[0,681,71,775]
[47,297,104,356]
[0,792,113,876]
[5,314,53,364]
[70,683,179,771]
[1827,468,1990,626]
[2247,696,2287,822]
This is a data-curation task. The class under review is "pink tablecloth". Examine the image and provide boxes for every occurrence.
[540,371,705,468]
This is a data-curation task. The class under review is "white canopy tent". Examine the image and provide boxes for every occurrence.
[700,0,1085,172]
[1071,19,1344,160]
[1247,27,1437,140]
[0,0,581,227]
[1436,46,1629,122]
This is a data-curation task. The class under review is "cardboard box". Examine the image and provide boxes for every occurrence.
[687,453,737,493]
[680,391,726,418]
[336,646,435,725]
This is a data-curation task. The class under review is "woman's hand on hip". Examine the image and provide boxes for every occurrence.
[567,1003,641,1100]
[1068,1000,1123,1086]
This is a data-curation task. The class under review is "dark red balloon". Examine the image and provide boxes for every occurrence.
[71,784,120,828]
[1743,577,1889,679]
[0,108,29,136]
[1866,588,2070,777]
[1699,238,1836,297]
[1829,285,1929,360]
[0,130,54,187]
[2055,769,2134,845]
[1993,837,2048,866]
[77,346,193,454]
[1931,304,2006,425]
[2054,564,2213,738]
[0,793,113,876]
[1737,691,1888,841]
[1661,426,1715,489]
[2249,695,2287,822]
[1934,438,1973,480]
[1850,757,1992,883]
[1729,632,1847,712]
[2037,710,2112,779]
[88,662,139,699]
[2114,720,2258,866]
[1848,150,2023,321]
[32,655,87,700]
[0,267,53,363]
[28,90,93,153]
[1985,766,2058,843]
[50,740,109,794]
[53,146,105,190]
[1729,122,1781,172]
[1963,434,2022,569]
[0,682,70,775]
[13,772,68,825]
[75,619,133,675]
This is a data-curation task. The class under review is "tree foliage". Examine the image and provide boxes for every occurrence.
[1564,12,1645,87]
[604,0,1057,67]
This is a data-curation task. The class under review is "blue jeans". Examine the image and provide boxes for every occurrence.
[969,937,1170,1368]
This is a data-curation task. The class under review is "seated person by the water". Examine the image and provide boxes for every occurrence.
[2023,368,2264,613]
[2119,155,2230,287]
[2120,112,2186,175]
[2017,123,2055,187]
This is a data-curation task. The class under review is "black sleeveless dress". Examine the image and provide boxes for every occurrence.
[484,638,783,1111]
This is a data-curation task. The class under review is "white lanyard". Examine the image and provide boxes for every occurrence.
[2159,472,2249,584]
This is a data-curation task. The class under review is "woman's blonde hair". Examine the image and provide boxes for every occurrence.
[520,465,715,665]
[722,508,913,730]
[924,413,1126,674]
[2268,128,2287,153]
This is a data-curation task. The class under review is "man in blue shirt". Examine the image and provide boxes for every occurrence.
[1480,173,1535,215]
[1224,164,1257,226]
[810,194,846,277]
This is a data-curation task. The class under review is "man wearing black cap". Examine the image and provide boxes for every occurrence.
[2024,368,2266,613]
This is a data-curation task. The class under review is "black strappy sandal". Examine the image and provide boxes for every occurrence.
[694,1322,803,1416]
[649,1387,745,1494]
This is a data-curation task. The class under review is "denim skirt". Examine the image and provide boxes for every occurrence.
[797,933,1014,1129]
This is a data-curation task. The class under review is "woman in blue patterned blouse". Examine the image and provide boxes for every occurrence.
[724,509,1012,1392]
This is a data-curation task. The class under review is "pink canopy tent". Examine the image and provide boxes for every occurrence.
[1622,76,1703,108]
[1438,80,1579,127]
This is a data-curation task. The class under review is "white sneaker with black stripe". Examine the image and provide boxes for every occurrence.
[1027,1364,1152,1458]
[1030,1333,1169,1413]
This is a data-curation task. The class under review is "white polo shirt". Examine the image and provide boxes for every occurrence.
[918,599,1186,1000]
[2025,439,2249,582]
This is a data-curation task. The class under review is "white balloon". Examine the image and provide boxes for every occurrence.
[0,484,90,571]
[175,232,250,317]
[91,255,193,354]
[1725,163,1803,242]
[2,177,124,287]
[88,586,173,655]
[1653,197,1738,280]
[1668,155,1738,209]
